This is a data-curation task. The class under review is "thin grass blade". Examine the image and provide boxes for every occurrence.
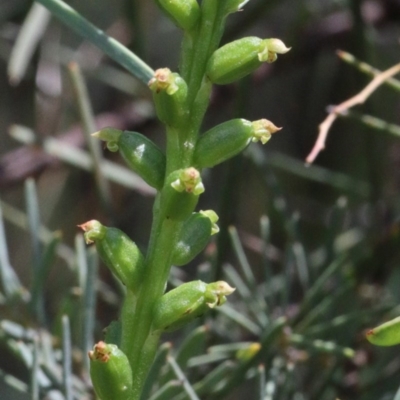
[68,62,113,217]
[35,0,154,84]
[8,3,51,85]
[30,337,40,400]
[0,202,23,299]
[168,356,200,400]
[141,342,172,400]
[62,315,72,400]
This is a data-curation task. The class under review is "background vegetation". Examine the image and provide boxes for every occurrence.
[1,0,400,399]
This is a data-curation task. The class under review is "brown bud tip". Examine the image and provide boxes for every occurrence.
[90,341,111,362]
[77,220,105,244]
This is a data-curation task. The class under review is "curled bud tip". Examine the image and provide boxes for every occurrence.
[260,39,291,64]
[265,38,291,54]
[206,281,235,308]
[251,119,281,144]
[214,281,236,296]
[106,142,119,152]
[148,68,179,94]
[89,341,111,362]
[78,220,106,244]
[171,167,204,194]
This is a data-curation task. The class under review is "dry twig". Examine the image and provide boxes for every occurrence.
[306,62,400,164]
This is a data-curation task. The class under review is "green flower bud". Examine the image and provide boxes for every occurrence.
[206,37,290,85]
[366,316,400,346]
[79,220,144,292]
[89,341,133,400]
[152,280,235,332]
[148,68,189,128]
[193,118,281,168]
[172,210,219,266]
[161,168,204,220]
[92,128,166,190]
[155,0,200,31]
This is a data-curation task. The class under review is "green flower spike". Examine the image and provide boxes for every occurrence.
[89,341,133,400]
[206,37,291,85]
[79,220,145,292]
[153,280,235,332]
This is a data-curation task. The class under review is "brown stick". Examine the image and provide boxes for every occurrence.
[306,62,400,164]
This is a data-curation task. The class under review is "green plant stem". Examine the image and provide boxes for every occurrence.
[122,212,182,399]
[179,31,197,83]
[165,127,183,175]
[180,2,227,163]
[186,0,218,105]
[35,0,154,84]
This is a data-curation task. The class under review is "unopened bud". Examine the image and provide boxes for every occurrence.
[89,342,132,400]
[206,37,290,85]
[172,210,219,266]
[153,280,235,332]
[93,129,166,190]
[194,118,280,169]
[149,69,189,128]
[79,220,144,292]
[161,168,204,220]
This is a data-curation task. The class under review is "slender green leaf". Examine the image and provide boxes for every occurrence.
[35,0,154,84]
